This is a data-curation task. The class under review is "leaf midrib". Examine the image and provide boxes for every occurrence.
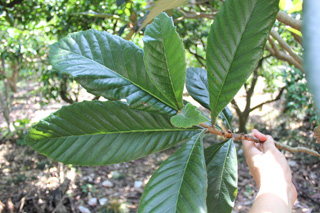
[210,0,259,120]
[31,128,201,140]
[56,41,176,110]
[174,131,204,212]
[146,18,181,109]
[217,140,232,206]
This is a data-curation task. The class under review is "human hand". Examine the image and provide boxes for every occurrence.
[242,129,297,207]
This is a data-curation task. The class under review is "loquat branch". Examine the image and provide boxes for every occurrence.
[266,38,304,72]
[270,29,303,66]
[276,11,302,32]
[199,123,320,158]
[175,9,217,23]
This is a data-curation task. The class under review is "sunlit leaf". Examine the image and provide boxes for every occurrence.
[139,0,188,31]
[279,0,286,11]
[286,27,302,37]
[288,1,302,14]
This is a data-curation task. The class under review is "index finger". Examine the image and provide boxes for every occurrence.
[242,131,262,158]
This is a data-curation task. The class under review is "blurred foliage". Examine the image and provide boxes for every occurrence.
[283,68,319,125]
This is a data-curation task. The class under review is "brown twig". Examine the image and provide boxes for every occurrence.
[274,142,320,158]
[200,123,261,143]
[175,9,217,23]
[276,11,302,31]
[270,29,303,66]
[266,38,304,72]
[199,123,320,158]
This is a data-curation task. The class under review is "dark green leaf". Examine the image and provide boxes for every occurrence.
[205,139,238,213]
[116,0,126,7]
[186,67,234,130]
[170,103,209,128]
[219,107,233,131]
[143,13,186,109]
[206,0,279,123]
[50,29,176,115]
[186,67,210,110]
[25,101,200,166]
[304,1,320,116]
[138,130,207,213]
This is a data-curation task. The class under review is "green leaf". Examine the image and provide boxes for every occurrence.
[287,1,302,14]
[286,27,302,37]
[186,67,210,110]
[304,1,320,116]
[205,139,238,213]
[186,67,234,130]
[138,130,207,213]
[170,103,209,128]
[279,0,286,11]
[49,29,176,115]
[116,0,126,7]
[206,0,279,123]
[219,107,233,131]
[25,101,200,166]
[139,0,188,31]
[143,13,186,109]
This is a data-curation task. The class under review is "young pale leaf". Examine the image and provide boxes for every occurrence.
[143,13,186,109]
[25,101,200,166]
[138,130,207,213]
[205,139,238,213]
[170,103,208,128]
[206,0,279,123]
[304,1,320,116]
[186,67,233,130]
[50,29,176,115]
[139,0,188,31]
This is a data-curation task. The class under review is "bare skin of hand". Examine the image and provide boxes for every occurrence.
[242,129,297,213]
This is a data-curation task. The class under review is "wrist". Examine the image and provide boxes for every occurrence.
[258,181,293,206]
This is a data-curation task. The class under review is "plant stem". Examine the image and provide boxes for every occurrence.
[200,123,320,158]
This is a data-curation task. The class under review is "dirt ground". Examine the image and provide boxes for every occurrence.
[0,86,319,213]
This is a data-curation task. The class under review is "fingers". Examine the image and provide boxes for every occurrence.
[252,129,268,142]
[242,131,261,158]
[262,135,277,153]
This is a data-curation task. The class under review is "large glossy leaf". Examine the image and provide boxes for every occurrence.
[143,13,186,109]
[25,101,200,166]
[170,103,209,128]
[139,0,188,31]
[186,67,233,130]
[138,130,207,213]
[205,139,238,213]
[206,0,279,123]
[304,1,320,116]
[49,29,176,115]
